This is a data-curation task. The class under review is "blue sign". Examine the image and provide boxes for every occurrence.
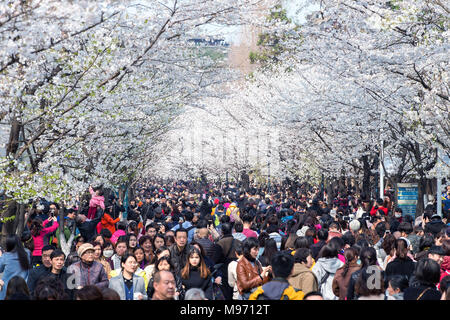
[397,183,419,217]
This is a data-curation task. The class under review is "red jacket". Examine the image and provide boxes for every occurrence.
[370,206,388,216]
[96,213,120,235]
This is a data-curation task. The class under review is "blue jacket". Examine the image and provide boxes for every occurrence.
[171,221,196,243]
[0,250,31,300]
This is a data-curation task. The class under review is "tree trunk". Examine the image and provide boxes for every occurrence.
[361,155,371,200]
[0,200,17,246]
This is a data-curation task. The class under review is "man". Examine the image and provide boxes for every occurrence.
[370,198,388,216]
[398,221,420,255]
[424,213,447,236]
[267,224,283,250]
[126,199,141,223]
[288,248,318,295]
[44,249,73,299]
[141,197,154,224]
[195,220,215,261]
[442,185,450,213]
[27,245,55,293]
[169,228,192,273]
[242,214,258,239]
[75,211,104,242]
[232,222,247,242]
[152,270,176,300]
[428,245,445,265]
[249,251,304,300]
[66,243,109,290]
[327,222,342,243]
[171,211,196,243]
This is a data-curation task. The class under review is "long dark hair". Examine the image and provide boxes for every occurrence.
[5,275,30,300]
[341,247,359,277]
[181,247,210,280]
[6,235,30,270]
[30,219,43,236]
[260,238,278,266]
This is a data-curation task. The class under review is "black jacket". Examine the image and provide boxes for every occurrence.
[310,240,326,261]
[404,284,441,300]
[27,265,51,294]
[181,267,213,300]
[78,213,103,242]
[384,257,416,281]
[424,220,446,236]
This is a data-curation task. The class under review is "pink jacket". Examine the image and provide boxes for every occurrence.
[32,219,59,256]
[110,230,126,245]
[89,186,105,210]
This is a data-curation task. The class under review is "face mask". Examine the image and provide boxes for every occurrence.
[395,213,402,218]
[103,250,114,258]
[356,259,361,265]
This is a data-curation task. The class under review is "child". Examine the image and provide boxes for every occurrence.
[87,185,105,220]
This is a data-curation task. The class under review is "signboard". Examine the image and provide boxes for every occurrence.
[397,183,419,217]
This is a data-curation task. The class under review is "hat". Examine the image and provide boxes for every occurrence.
[428,245,445,255]
[77,243,95,257]
[349,219,361,232]
[296,226,309,237]
[399,236,411,248]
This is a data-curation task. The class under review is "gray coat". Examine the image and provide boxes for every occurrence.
[108,272,147,300]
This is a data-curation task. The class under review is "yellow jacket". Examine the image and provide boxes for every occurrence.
[249,279,305,300]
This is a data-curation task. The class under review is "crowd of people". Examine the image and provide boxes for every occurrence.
[0,180,449,301]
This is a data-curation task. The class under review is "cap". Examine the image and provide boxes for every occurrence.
[349,219,361,232]
[296,226,309,237]
[77,243,95,258]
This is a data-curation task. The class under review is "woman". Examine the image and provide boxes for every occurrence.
[332,247,360,300]
[132,247,149,289]
[0,235,31,300]
[146,255,184,300]
[144,246,170,281]
[180,247,213,300]
[381,233,396,269]
[4,275,31,300]
[92,241,112,279]
[152,234,166,252]
[346,247,383,300]
[65,235,85,267]
[108,253,147,300]
[29,217,59,266]
[355,267,385,300]
[385,238,416,281]
[236,237,271,300]
[92,234,106,248]
[404,258,442,300]
[288,248,318,295]
[258,238,278,267]
[96,209,121,236]
[127,233,138,255]
[138,235,154,268]
[414,233,435,261]
[311,241,344,300]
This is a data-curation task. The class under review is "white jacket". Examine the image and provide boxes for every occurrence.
[312,257,344,300]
